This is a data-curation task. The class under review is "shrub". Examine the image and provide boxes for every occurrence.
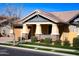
[43,38,52,45]
[73,36,79,48]
[63,39,70,47]
[31,36,38,43]
[54,39,61,46]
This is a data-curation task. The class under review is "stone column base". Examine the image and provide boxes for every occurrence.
[35,34,41,41]
[51,35,59,41]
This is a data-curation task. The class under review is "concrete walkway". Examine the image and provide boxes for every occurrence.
[0,45,77,56]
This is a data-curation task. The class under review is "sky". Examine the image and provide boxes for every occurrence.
[0,3,79,18]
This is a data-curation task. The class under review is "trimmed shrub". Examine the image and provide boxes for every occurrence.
[31,36,38,43]
[63,39,70,47]
[43,38,52,45]
[54,39,61,46]
[73,36,79,48]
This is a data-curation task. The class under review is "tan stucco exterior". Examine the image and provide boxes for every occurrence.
[60,32,77,43]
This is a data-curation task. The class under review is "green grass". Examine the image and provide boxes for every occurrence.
[7,41,76,50]
[22,42,77,50]
[1,41,78,50]
[0,43,12,46]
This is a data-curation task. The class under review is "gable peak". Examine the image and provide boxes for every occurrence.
[35,9,43,13]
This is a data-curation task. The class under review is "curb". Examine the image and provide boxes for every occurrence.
[0,45,77,56]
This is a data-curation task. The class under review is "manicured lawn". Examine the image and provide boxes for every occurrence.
[22,42,77,50]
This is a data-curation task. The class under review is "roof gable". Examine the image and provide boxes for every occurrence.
[19,9,60,24]
[18,9,79,24]
[26,15,51,22]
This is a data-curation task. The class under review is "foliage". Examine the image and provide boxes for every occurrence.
[63,39,70,47]
[73,36,79,48]
[31,36,38,43]
[43,38,52,45]
[54,39,61,46]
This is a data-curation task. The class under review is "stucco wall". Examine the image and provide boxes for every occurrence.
[60,25,78,44]
[60,32,77,43]
[14,28,22,41]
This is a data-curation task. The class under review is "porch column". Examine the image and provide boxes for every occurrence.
[35,24,42,40]
[22,24,29,40]
[51,24,59,41]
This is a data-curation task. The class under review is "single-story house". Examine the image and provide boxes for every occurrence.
[10,9,79,44]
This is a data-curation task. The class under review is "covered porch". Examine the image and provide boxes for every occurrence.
[21,22,59,41]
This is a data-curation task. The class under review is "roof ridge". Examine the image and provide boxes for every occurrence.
[49,10,79,13]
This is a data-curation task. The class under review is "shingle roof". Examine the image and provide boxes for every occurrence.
[49,10,79,23]
[17,9,79,24]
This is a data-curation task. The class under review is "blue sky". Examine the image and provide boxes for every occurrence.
[0,3,79,18]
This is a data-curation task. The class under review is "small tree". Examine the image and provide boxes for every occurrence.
[2,4,23,45]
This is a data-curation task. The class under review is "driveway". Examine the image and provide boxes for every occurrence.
[0,37,13,43]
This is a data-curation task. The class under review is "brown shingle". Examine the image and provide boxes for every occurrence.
[49,10,79,22]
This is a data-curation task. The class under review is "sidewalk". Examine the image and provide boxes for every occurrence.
[20,44,77,52]
[0,45,77,56]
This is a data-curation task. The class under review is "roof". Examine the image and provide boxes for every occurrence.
[49,10,79,23]
[17,9,79,24]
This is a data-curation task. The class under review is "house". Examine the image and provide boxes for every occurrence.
[11,9,79,45]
